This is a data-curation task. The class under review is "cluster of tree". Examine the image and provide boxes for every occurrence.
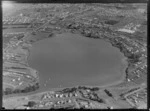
[3,88,13,95]
[104,89,113,98]
[65,20,112,40]
[78,86,99,92]
[81,91,105,103]
[90,87,100,91]
[21,83,39,93]
[48,33,54,38]
[3,83,39,95]
[90,93,105,103]
[128,54,140,63]
[66,22,82,30]
[111,38,141,64]
[104,20,119,25]
[58,87,77,93]
[120,87,140,98]
[24,101,37,108]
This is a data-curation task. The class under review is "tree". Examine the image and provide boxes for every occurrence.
[91,87,99,91]
[13,89,21,94]
[27,101,36,107]
[104,89,113,97]
[4,88,13,95]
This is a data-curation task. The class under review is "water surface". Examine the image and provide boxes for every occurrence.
[28,33,126,91]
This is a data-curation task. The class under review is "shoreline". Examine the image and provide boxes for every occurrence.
[3,31,130,99]
[19,32,129,96]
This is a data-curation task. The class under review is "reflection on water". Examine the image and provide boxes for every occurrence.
[28,33,126,91]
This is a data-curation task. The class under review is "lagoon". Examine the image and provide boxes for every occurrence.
[28,33,127,91]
